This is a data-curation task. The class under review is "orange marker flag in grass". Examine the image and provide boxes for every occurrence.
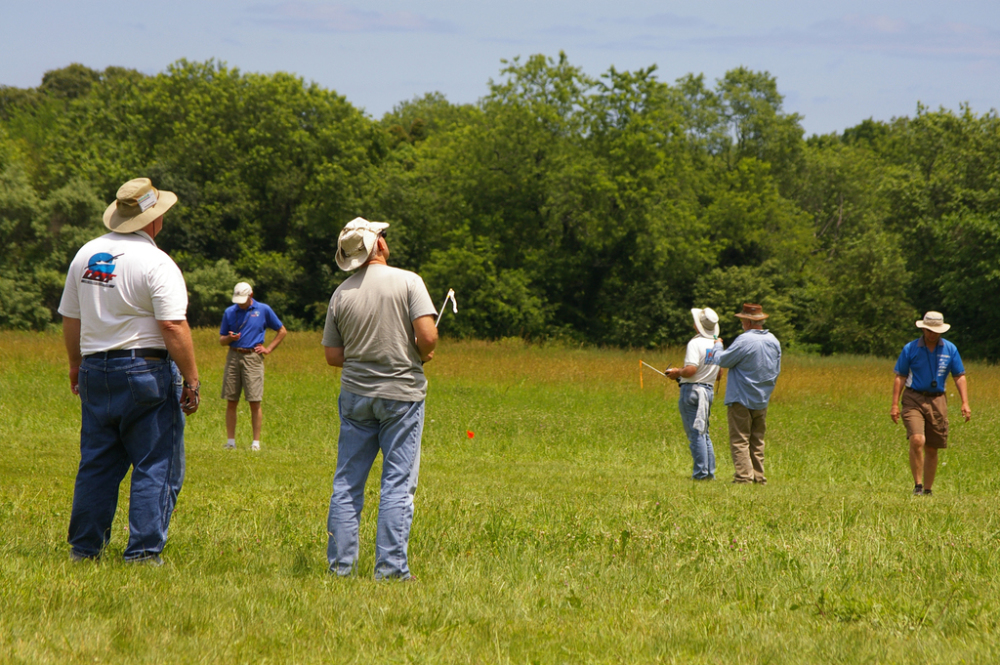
[466,430,475,439]
[639,358,643,389]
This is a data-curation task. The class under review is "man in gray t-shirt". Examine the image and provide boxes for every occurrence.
[322,217,438,581]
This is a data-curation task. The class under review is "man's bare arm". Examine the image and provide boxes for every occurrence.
[63,317,82,395]
[159,319,201,414]
[258,326,287,355]
[955,374,971,421]
[413,315,438,363]
[325,346,345,368]
[890,374,906,424]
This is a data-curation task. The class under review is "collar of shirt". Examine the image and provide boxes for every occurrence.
[916,337,943,350]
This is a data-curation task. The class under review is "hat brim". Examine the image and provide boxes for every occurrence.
[916,321,950,333]
[336,220,390,271]
[691,308,719,339]
[232,294,250,304]
[103,190,177,234]
[735,312,769,320]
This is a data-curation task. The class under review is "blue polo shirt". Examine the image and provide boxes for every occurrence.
[894,337,964,393]
[220,301,283,349]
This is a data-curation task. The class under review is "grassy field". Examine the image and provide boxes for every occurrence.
[2,329,1000,664]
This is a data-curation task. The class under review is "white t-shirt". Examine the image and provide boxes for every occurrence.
[679,336,720,385]
[58,231,189,355]
[323,264,437,402]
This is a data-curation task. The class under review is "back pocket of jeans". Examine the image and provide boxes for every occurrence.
[126,367,167,405]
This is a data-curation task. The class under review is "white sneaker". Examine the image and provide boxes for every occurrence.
[224,442,236,450]
[251,442,260,451]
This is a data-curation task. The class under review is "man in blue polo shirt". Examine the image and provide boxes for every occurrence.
[219,282,287,451]
[891,311,971,496]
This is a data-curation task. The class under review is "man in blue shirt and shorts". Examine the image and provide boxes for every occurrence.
[891,311,971,496]
[219,282,287,451]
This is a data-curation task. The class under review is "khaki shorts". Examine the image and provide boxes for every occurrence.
[901,388,949,449]
[221,349,265,402]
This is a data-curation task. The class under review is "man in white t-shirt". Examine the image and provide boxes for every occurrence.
[666,308,721,480]
[322,217,438,580]
[58,178,201,565]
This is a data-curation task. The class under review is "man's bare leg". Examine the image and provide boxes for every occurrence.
[923,447,939,491]
[909,434,926,485]
[249,401,263,442]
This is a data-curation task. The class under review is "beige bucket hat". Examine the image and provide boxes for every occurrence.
[916,311,950,333]
[691,307,720,339]
[336,217,390,271]
[103,178,178,234]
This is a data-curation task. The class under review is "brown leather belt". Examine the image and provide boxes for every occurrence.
[231,347,255,354]
[906,387,944,397]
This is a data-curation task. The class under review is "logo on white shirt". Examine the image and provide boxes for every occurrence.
[82,252,122,287]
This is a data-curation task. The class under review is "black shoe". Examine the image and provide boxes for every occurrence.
[125,553,163,566]
[922,488,933,496]
[913,484,923,496]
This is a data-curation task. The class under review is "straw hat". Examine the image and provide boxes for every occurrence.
[915,311,950,333]
[734,303,769,321]
[691,307,720,339]
[103,178,177,234]
[336,217,390,271]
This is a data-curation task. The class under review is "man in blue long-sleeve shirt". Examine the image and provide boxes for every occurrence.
[710,303,782,484]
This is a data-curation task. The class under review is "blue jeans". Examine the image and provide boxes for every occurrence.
[327,390,423,580]
[69,355,185,560]
[678,383,716,480]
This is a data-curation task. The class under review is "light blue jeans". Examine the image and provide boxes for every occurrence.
[327,390,423,580]
[70,355,185,559]
[678,383,716,480]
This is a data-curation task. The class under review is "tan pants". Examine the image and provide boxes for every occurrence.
[728,403,767,484]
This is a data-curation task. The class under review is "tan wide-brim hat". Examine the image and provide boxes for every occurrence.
[691,307,720,339]
[916,311,950,333]
[734,303,769,320]
[103,178,178,234]
[336,217,390,271]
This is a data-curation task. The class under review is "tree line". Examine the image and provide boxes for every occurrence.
[1,56,998,358]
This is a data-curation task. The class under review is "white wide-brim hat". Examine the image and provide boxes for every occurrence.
[336,217,390,271]
[916,311,950,333]
[103,178,177,234]
[692,307,720,339]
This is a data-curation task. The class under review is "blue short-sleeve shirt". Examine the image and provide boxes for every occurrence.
[894,337,965,393]
[220,301,283,349]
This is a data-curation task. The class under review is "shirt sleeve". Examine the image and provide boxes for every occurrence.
[58,254,82,318]
[265,305,283,331]
[408,274,437,321]
[149,257,189,321]
[717,335,750,369]
[949,344,965,377]
[322,295,343,348]
[683,339,702,367]
[893,346,910,376]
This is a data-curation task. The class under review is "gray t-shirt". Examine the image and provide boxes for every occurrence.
[322,264,437,402]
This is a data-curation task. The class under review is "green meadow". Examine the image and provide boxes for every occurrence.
[2,330,1000,664]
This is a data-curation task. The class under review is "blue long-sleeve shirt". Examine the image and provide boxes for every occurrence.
[710,329,781,410]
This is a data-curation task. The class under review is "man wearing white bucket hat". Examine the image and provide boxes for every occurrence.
[322,217,438,580]
[891,311,971,496]
[59,177,201,565]
[666,308,722,480]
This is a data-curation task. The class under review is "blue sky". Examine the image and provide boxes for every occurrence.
[1,0,997,135]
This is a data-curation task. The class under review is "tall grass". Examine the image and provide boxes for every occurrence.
[2,331,999,663]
